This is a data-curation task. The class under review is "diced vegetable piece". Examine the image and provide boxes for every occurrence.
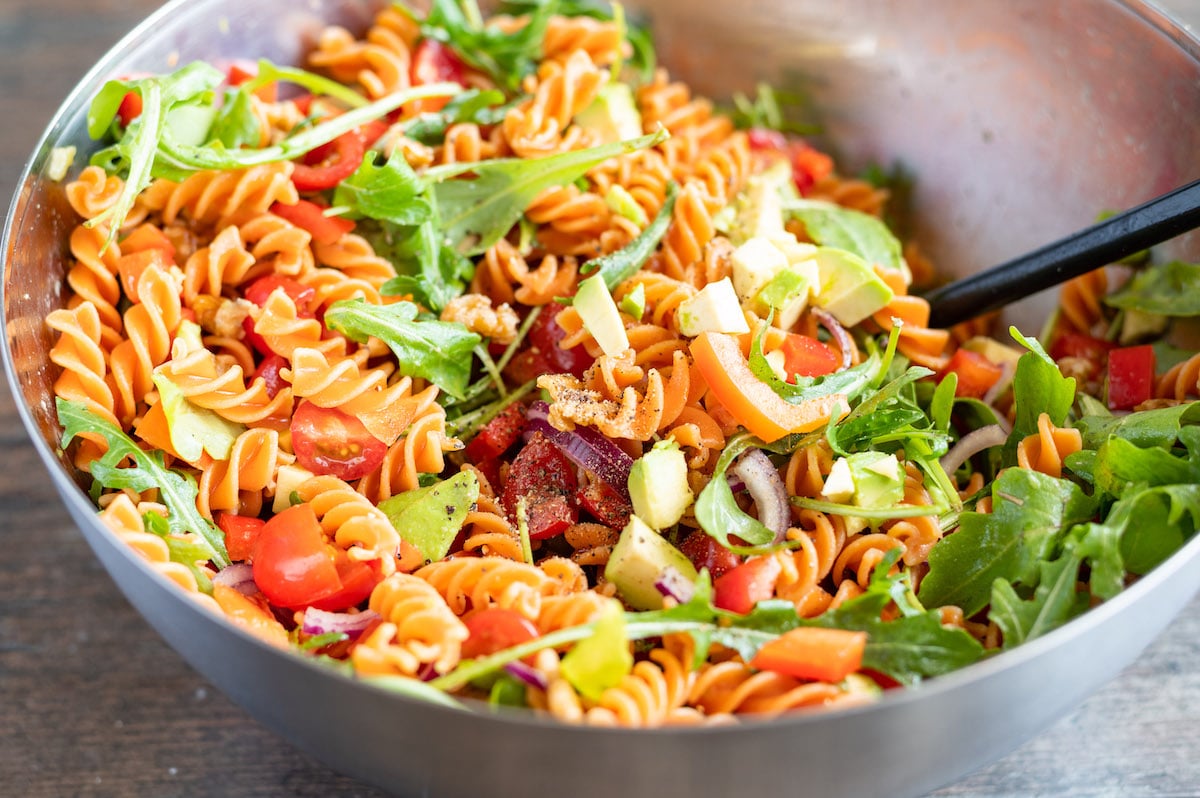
[1107,344,1156,410]
[749,626,867,682]
[779,333,840,380]
[216,513,265,562]
[713,555,782,615]
[936,348,1005,400]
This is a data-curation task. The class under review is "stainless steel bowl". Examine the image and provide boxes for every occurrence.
[5,1,1200,796]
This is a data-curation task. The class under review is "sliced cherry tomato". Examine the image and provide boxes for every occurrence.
[505,303,593,383]
[747,127,788,152]
[309,554,385,612]
[409,39,467,114]
[691,331,846,443]
[788,140,834,195]
[575,479,631,529]
[241,274,318,355]
[463,402,527,463]
[358,118,390,150]
[291,129,365,192]
[251,353,290,399]
[291,401,388,481]
[252,503,342,609]
[936,348,1005,400]
[216,512,266,562]
[749,626,867,682]
[270,199,356,246]
[779,333,840,380]
[501,433,579,540]
[1107,344,1156,411]
[678,531,742,580]
[117,91,143,127]
[713,555,782,615]
[461,608,540,660]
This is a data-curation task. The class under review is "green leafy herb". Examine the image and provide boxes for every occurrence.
[57,398,230,568]
[784,198,908,280]
[333,150,434,226]
[694,433,777,548]
[1075,401,1200,451]
[379,471,480,564]
[142,511,216,594]
[324,300,482,399]
[729,83,817,135]
[575,181,678,292]
[375,220,475,313]
[1004,327,1076,463]
[748,321,888,406]
[1105,261,1200,316]
[368,675,470,710]
[243,58,370,108]
[403,89,512,145]
[421,0,559,92]
[989,550,1089,649]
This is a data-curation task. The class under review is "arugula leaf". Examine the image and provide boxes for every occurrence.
[728,83,818,135]
[748,322,885,406]
[142,511,216,594]
[209,87,261,150]
[917,468,1096,616]
[1093,436,1200,495]
[784,198,908,280]
[693,433,777,548]
[575,181,679,292]
[368,675,470,710]
[425,128,667,256]
[57,398,230,568]
[1075,401,1200,451]
[324,300,482,399]
[422,0,559,92]
[333,150,434,226]
[1004,327,1077,463]
[375,219,475,313]
[403,89,512,145]
[828,366,939,455]
[1105,261,1200,316]
[245,58,369,108]
[989,551,1089,649]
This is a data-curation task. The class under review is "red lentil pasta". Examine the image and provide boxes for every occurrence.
[47,0,1200,726]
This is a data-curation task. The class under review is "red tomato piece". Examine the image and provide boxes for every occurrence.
[216,512,266,563]
[270,199,356,246]
[461,608,540,660]
[936,348,1006,400]
[409,39,466,114]
[463,402,527,463]
[251,353,290,399]
[241,274,318,356]
[227,61,277,102]
[780,333,840,380]
[747,127,788,152]
[308,554,385,612]
[678,531,743,580]
[1048,331,1114,382]
[291,130,365,192]
[713,555,783,615]
[505,303,593,383]
[357,119,391,150]
[1107,344,1156,411]
[117,91,143,127]
[788,140,835,195]
[290,401,388,481]
[749,627,867,683]
[574,479,631,530]
[501,433,579,540]
[252,504,342,609]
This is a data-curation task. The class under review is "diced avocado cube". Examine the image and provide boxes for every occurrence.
[731,236,790,303]
[677,277,750,337]
[379,471,480,564]
[273,463,316,512]
[604,515,699,610]
[768,231,820,266]
[728,158,794,244]
[574,274,630,356]
[1119,308,1169,345]
[753,258,819,329]
[812,247,895,327]
[575,83,643,144]
[847,452,905,510]
[628,440,693,529]
[821,457,856,503]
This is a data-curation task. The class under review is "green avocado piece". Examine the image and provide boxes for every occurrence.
[575,83,643,144]
[379,470,480,565]
[753,258,819,328]
[605,515,699,610]
[628,440,693,529]
[812,247,895,327]
[728,158,795,245]
[574,274,630,356]
[847,452,905,510]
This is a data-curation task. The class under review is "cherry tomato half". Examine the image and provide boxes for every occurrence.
[461,608,540,660]
[241,274,317,356]
[290,401,387,481]
[308,554,385,612]
[216,512,266,563]
[409,39,467,114]
[252,503,342,609]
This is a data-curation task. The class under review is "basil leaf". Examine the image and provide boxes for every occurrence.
[784,198,908,280]
[57,398,230,568]
[1105,260,1200,316]
[333,150,434,226]
[426,129,667,256]
[324,300,481,399]
[576,181,679,292]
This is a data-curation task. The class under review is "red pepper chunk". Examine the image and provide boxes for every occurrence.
[270,199,355,246]
[780,333,840,380]
[936,348,1005,399]
[502,433,578,540]
[713,555,783,615]
[1107,345,1156,410]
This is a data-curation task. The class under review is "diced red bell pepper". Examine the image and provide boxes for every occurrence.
[678,531,742,580]
[291,130,365,192]
[787,141,834,195]
[713,555,782,615]
[270,199,355,246]
[749,627,867,683]
[463,402,527,463]
[117,91,143,127]
[408,39,467,115]
[936,348,1005,399]
[779,333,840,380]
[501,433,578,540]
[1107,344,1156,411]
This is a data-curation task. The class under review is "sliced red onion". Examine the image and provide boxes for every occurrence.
[813,308,854,371]
[940,424,1009,478]
[654,565,696,604]
[504,660,549,691]
[524,401,634,499]
[731,448,790,543]
[300,607,380,640]
[212,563,257,596]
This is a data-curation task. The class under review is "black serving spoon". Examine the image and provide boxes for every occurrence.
[923,177,1200,328]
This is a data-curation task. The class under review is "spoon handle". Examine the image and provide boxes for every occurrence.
[923,177,1200,328]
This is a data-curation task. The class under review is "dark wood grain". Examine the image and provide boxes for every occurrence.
[1,2,1198,797]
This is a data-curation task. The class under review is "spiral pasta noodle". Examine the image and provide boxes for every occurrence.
[352,573,469,677]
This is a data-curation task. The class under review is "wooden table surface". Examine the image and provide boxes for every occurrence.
[2,1,1200,796]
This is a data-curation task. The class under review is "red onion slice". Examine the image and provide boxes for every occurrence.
[504,660,549,691]
[731,448,790,543]
[654,565,696,604]
[212,563,257,596]
[940,424,1008,478]
[813,308,854,371]
[524,401,634,499]
[300,608,380,640]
